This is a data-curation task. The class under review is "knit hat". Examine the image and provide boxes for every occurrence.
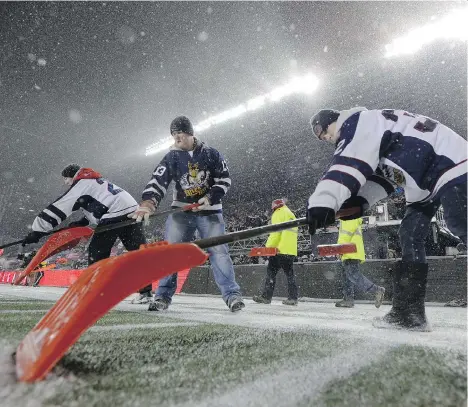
[310,109,340,140]
[61,164,81,178]
[170,116,194,136]
[271,199,285,211]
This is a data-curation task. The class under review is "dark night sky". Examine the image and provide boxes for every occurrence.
[0,1,466,240]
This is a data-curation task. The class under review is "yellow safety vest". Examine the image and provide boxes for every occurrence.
[265,206,298,256]
[338,218,366,262]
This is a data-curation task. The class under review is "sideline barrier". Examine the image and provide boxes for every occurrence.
[0,268,192,294]
[2,258,465,302]
[184,257,468,303]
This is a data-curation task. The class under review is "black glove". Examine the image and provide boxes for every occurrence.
[22,231,47,246]
[306,207,336,236]
[338,196,369,220]
[68,217,90,228]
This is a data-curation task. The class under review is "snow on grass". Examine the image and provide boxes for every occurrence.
[0,301,55,311]
[0,340,78,407]
[49,325,350,406]
[0,291,466,406]
[315,346,467,407]
[186,341,393,407]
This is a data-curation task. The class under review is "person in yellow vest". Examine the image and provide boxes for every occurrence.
[30,260,47,287]
[336,218,385,308]
[253,199,299,305]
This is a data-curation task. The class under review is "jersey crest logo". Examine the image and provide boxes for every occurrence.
[180,162,210,198]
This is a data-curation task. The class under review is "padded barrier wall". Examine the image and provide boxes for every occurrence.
[183,257,467,302]
[1,257,466,302]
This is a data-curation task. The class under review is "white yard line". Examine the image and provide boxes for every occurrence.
[178,343,392,407]
[0,310,48,314]
[1,285,466,352]
[89,322,200,332]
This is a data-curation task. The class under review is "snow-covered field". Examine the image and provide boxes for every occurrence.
[0,285,466,406]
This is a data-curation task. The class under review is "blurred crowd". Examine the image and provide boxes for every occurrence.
[0,190,428,271]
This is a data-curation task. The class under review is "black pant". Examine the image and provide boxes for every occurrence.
[399,181,467,263]
[88,216,151,294]
[262,254,298,300]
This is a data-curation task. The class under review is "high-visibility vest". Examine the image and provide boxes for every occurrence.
[265,205,298,256]
[338,218,366,262]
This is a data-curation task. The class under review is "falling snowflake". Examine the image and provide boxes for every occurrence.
[116,25,136,45]
[69,109,83,124]
[323,46,328,52]
[207,6,213,14]
[197,31,208,42]
[34,84,41,90]
[27,53,36,62]
[37,58,46,66]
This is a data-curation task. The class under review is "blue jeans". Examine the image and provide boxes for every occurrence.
[341,260,378,300]
[399,180,467,263]
[155,211,241,303]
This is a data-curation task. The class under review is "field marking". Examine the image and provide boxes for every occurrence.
[178,343,392,407]
[0,310,48,314]
[89,322,201,332]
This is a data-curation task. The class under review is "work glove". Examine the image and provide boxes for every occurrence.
[192,196,211,212]
[128,200,157,226]
[68,217,90,228]
[338,196,369,220]
[22,231,47,246]
[306,207,336,236]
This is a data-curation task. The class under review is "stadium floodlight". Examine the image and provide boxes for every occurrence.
[246,96,266,111]
[384,7,468,58]
[144,136,174,156]
[144,72,320,156]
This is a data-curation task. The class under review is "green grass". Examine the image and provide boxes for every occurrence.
[0,301,55,311]
[1,298,466,407]
[50,325,349,407]
[313,346,467,407]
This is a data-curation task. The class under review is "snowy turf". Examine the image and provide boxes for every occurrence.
[0,285,466,406]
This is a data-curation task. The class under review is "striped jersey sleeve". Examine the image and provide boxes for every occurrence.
[209,150,231,205]
[142,154,173,204]
[32,184,84,232]
[308,111,381,212]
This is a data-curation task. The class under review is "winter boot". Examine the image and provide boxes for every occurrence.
[148,297,170,312]
[131,291,152,304]
[252,295,271,304]
[374,286,386,308]
[373,261,431,331]
[445,299,467,307]
[282,299,298,306]
[335,299,354,308]
[228,296,245,312]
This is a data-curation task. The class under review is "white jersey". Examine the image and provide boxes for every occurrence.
[32,177,138,233]
[309,108,467,211]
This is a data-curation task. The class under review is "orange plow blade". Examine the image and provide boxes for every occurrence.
[317,243,357,257]
[14,227,94,286]
[248,247,278,257]
[15,241,208,382]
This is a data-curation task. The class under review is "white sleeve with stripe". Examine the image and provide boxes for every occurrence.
[308,111,383,212]
[32,183,87,233]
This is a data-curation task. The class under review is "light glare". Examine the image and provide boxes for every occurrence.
[144,73,320,156]
[384,8,468,58]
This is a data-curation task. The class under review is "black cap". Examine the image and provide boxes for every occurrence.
[310,109,340,140]
[61,164,81,178]
[170,116,194,136]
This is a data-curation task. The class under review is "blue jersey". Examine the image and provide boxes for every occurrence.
[309,108,467,211]
[142,138,231,212]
